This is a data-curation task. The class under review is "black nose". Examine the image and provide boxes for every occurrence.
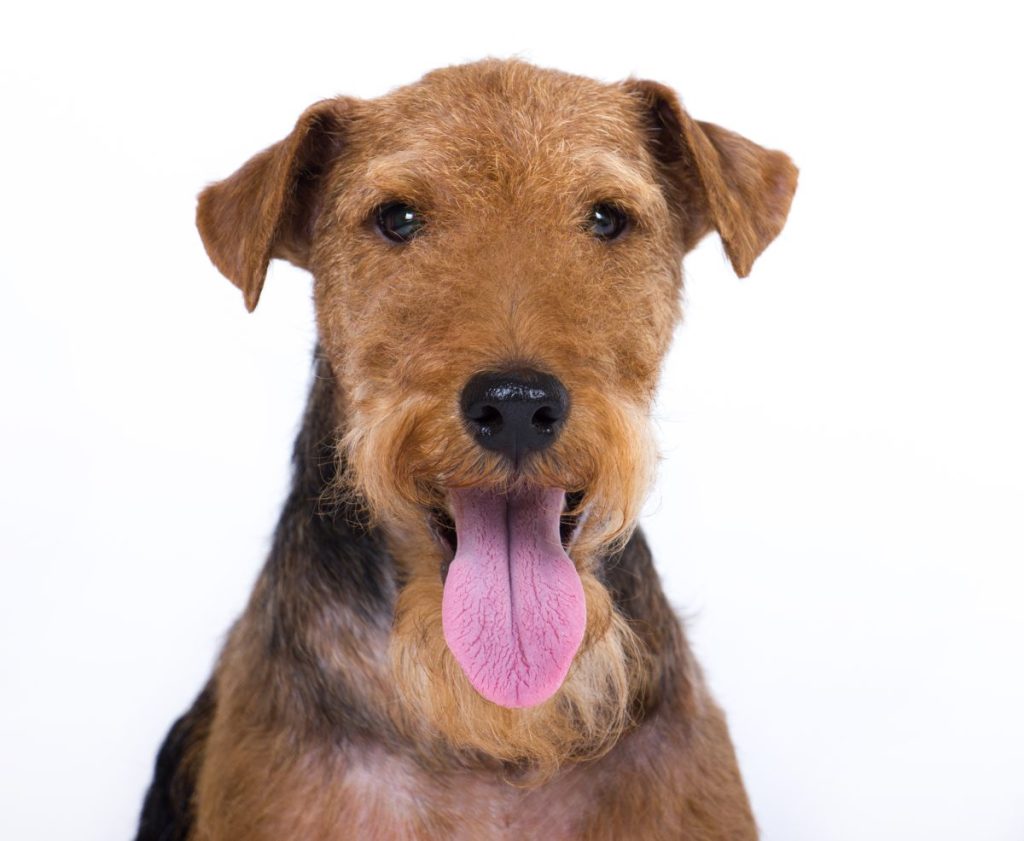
[460,369,569,462]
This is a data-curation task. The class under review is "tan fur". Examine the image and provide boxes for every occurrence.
[185,58,797,840]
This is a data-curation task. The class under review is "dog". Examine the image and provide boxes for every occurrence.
[135,59,797,840]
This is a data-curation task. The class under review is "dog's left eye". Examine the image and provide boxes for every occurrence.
[587,203,630,241]
[375,202,425,243]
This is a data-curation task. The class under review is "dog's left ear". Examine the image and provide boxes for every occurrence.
[196,98,352,311]
[625,80,798,277]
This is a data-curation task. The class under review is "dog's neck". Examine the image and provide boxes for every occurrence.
[269,351,397,622]
[241,350,693,762]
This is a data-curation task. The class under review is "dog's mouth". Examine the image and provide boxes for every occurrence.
[433,489,585,579]
[430,487,588,709]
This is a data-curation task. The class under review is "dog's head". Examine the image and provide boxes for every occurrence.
[198,59,795,763]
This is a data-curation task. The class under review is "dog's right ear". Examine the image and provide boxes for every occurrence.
[196,98,352,311]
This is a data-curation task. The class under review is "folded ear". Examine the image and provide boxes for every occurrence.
[625,80,798,277]
[196,98,351,311]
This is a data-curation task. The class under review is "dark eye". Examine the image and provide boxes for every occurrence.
[375,202,424,243]
[587,203,630,241]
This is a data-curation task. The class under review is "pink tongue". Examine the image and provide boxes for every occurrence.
[441,487,586,708]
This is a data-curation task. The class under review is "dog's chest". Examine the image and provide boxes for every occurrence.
[331,747,592,840]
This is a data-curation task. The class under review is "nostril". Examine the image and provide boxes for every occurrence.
[470,404,503,432]
[530,405,562,433]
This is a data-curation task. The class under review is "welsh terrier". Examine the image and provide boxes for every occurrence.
[136,59,797,840]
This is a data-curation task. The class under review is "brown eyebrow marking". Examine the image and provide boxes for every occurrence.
[338,146,667,230]
[345,150,440,216]
[569,149,669,223]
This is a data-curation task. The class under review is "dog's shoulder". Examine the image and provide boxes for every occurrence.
[134,684,215,841]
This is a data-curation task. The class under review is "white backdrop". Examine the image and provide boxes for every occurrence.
[2,2,1022,839]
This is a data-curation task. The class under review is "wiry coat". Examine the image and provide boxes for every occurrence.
[136,59,796,840]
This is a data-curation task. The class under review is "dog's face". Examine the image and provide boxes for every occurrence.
[198,60,795,762]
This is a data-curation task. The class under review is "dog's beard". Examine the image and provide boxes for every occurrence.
[389,570,648,774]
[335,385,655,768]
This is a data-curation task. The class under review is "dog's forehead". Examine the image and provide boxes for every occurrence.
[347,61,651,182]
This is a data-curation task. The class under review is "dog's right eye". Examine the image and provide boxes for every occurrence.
[375,202,425,243]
